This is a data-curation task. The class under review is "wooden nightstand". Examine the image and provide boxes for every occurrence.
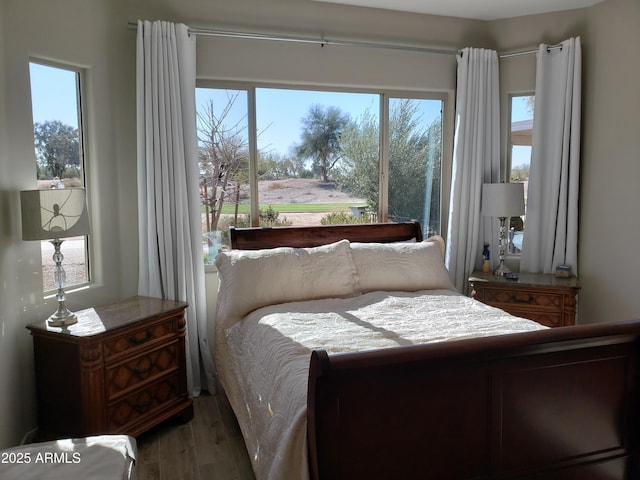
[468,271,580,327]
[27,296,193,440]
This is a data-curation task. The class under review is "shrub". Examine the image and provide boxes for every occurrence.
[298,169,314,179]
[259,205,292,227]
[63,167,81,179]
[216,205,291,234]
[320,212,371,225]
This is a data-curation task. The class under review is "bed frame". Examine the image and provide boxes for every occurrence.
[229,222,640,480]
[229,220,423,249]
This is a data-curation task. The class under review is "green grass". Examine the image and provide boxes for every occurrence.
[217,202,367,214]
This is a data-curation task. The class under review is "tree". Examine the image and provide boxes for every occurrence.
[197,94,249,232]
[388,99,441,232]
[258,151,303,180]
[335,108,379,210]
[526,95,535,115]
[338,99,442,233]
[295,105,350,182]
[33,120,80,179]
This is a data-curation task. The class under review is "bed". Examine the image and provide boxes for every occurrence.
[214,221,640,480]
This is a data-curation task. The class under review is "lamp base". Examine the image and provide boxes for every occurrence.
[493,261,511,277]
[47,238,78,327]
[47,308,78,327]
[493,216,511,277]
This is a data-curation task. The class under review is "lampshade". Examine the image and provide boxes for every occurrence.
[20,188,90,241]
[482,183,525,218]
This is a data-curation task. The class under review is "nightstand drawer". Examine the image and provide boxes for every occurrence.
[509,310,564,328]
[468,271,580,328]
[481,289,563,311]
[105,342,179,400]
[104,317,176,360]
[107,374,180,431]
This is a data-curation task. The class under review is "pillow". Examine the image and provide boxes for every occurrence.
[350,237,455,293]
[215,239,359,324]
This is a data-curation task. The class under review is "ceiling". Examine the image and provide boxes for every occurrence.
[311,0,603,21]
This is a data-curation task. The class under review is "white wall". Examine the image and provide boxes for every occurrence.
[579,0,640,324]
[489,2,640,324]
[1,0,639,448]
[0,0,138,447]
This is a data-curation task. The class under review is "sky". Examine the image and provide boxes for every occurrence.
[29,62,79,127]
[195,87,533,171]
[29,62,533,170]
[510,95,534,169]
[511,95,533,123]
[255,89,380,155]
[196,87,443,157]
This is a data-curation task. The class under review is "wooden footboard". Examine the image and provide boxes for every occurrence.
[308,320,640,480]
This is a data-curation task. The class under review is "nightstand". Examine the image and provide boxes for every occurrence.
[468,271,580,327]
[26,296,193,440]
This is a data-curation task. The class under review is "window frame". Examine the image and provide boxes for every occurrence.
[507,92,534,174]
[196,80,451,233]
[29,59,91,293]
[506,92,534,257]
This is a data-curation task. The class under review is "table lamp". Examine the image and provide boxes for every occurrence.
[20,187,90,326]
[481,182,525,276]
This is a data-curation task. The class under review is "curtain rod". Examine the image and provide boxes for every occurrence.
[500,44,563,59]
[127,21,459,56]
[128,21,559,59]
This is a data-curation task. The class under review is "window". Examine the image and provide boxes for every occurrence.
[196,88,250,263]
[508,94,534,254]
[29,61,89,290]
[387,97,442,237]
[196,84,445,263]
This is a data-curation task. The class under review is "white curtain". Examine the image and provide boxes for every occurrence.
[136,20,216,395]
[446,48,501,292]
[521,37,581,274]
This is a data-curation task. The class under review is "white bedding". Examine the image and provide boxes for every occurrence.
[216,289,547,480]
[0,435,136,480]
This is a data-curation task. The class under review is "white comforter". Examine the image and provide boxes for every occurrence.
[217,289,546,480]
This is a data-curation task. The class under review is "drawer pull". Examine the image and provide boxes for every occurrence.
[511,294,534,304]
[133,359,155,375]
[129,330,153,346]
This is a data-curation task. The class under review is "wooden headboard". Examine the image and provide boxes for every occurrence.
[229,221,423,250]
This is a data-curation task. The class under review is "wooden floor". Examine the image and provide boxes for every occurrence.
[136,393,256,480]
